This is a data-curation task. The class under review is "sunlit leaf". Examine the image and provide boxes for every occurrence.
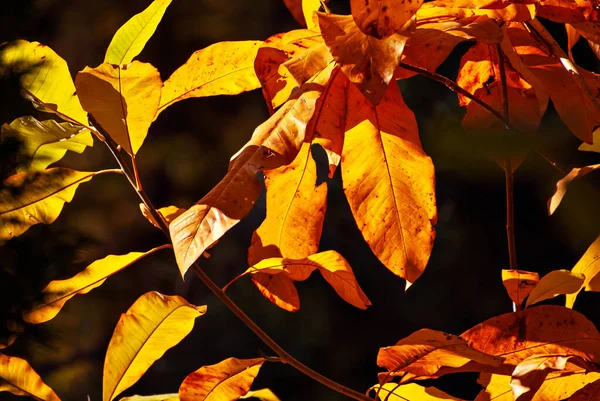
[23,246,170,324]
[342,82,436,284]
[373,382,465,400]
[0,353,60,401]
[103,291,207,401]
[158,41,262,115]
[566,24,581,60]
[579,129,600,152]
[525,270,585,307]
[283,0,325,29]
[537,0,595,23]
[0,40,88,126]
[351,0,424,39]
[105,0,172,65]
[1,116,93,173]
[566,236,600,308]
[240,389,281,401]
[318,12,411,105]
[0,168,114,244]
[547,164,600,215]
[120,395,178,401]
[76,61,162,155]
[571,379,600,400]
[416,0,536,22]
[140,204,185,229]
[179,357,264,401]
[169,64,335,276]
[501,269,539,307]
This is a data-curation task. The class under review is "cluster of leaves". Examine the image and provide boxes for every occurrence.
[0,0,599,400]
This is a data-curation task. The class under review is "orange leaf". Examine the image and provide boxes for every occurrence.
[179,357,264,401]
[547,164,600,215]
[342,82,436,284]
[318,12,411,104]
[536,0,597,23]
[416,0,536,22]
[350,0,424,39]
[566,236,600,308]
[501,269,540,306]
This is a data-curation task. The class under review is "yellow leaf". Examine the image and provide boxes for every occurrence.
[23,246,170,324]
[579,129,600,152]
[342,82,436,285]
[0,354,60,401]
[570,379,600,400]
[140,204,185,229]
[351,0,424,39]
[120,395,178,401]
[501,269,539,306]
[76,61,162,155]
[566,236,600,308]
[103,291,207,401]
[169,64,335,276]
[105,0,172,65]
[179,357,264,401]
[547,164,600,215]
[0,40,88,126]
[416,1,536,22]
[158,41,262,115]
[240,389,281,401]
[525,270,585,307]
[0,168,114,244]
[373,383,464,400]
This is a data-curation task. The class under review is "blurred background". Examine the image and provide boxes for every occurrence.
[0,1,599,400]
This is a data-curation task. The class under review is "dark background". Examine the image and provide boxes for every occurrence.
[0,1,599,400]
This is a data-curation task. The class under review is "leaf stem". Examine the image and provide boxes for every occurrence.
[93,116,373,401]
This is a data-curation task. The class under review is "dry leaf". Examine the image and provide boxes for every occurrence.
[525,270,585,307]
[547,164,600,215]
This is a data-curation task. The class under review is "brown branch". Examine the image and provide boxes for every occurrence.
[92,116,373,401]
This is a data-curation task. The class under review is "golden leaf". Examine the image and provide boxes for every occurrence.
[501,269,540,306]
[566,236,600,308]
[416,0,536,22]
[351,0,424,39]
[525,270,585,307]
[140,204,185,229]
[570,379,600,400]
[547,164,600,215]
[373,382,465,401]
[0,354,60,401]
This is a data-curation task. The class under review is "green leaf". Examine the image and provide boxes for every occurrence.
[0,168,117,244]
[1,116,93,173]
[105,0,173,65]
[0,40,89,126]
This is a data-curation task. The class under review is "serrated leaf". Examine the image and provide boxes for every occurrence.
[179,357,264,401]
[373,383,464,401]
[103,291,207,401]
[76,61,162,155]
[157,41,262,116]
[501,269,540,306]
[105,0,173,65]
[23,246,170,324]
[566,236,600,308]
[0,354,60,401]
[0,40,88,126]
[548,164,600,215]
[525,270,585,307]
[351,0,424,39]
[1,116,93,173]
[0,168,113,244]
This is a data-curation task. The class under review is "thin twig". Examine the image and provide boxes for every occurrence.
[93,117,373,401]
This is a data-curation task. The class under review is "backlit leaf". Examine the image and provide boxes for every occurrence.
[0,168,113,244]
[373,382,464,400]
[537,0,596,23]
[416,0,536,22]
[342,82,436,284]
[501,269,540,306]
[105,0,172,65]
[120,395,178,401]
[0,353,60,401]
[351,0,424,39]
[579,129,600,152]
[566,236,600,308]
[283,0,325,28]
[571,379,600,400]
[1,116,93,173]
[140,204,185,229]
[525,270,585,307]
[240,389,281,401]
[547,164,600,215]
[318,12,411,105]
[23,246,170,324]
[76,61,162,155]
[169,65,335,276]
[158,41,262,115]
[179,357,264,401]
[103,291,207,401]
[0,40,88,126]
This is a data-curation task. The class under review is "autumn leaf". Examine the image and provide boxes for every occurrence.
[240,389,281,401]
[566,236,600,308]
[76,61,162,155]
[536,0,596,23]
[1,116,93,173]
[158,41,262,115]
[416,0,536,22]
[502,269,540,307]
[120,395,178,401]
[579,129,600,152]
[103,292,207,401]
[179,357,264,401]
[0,168,116,244]
[569,22,600,60]
[372,382,465,401]
[0,40,89,126]
[282,32,333,89]
[377,329,504,380]
[318,12,411,104]
[571,379,600,400]
[23,246,170,324]
[169,64,335,276]
[547,164,600,215]
[283,0,325,29]
[0,353,60,401]
[525,270,585,307]
[140,204,185,229]
[342,82,436,284]
[351,0,424,39]
[104,0,172,65]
